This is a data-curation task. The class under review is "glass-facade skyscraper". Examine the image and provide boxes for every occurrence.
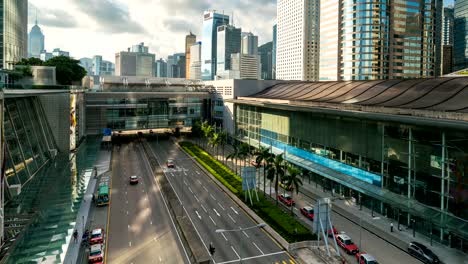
[454,0,468,71]
[272,24,277,79]
[28,19,44,59]
[320,0,443,80]
[216,24,241,74]
[201,11,229,80]
[1,0,28,69]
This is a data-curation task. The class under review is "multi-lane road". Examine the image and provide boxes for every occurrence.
[147,139,296,264]
[106,141,189,264]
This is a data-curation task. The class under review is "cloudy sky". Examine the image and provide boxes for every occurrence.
[28,0,277,62]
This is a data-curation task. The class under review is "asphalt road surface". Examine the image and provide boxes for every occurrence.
[148,138,296,264]
[106,142,189,264]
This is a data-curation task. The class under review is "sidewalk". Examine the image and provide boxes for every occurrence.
[194,139,468,264]
[63,147,112,264]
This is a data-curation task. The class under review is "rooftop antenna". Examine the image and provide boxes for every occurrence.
[35,8,38,25]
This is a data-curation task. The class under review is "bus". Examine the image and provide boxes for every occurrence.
[97,185,109,206]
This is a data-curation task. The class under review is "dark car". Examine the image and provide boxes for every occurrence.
[300,206,314,220]
[408,242,439,263]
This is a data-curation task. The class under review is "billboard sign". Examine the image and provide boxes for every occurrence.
[241,167,256,191]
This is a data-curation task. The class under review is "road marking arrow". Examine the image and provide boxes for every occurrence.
[196,210,202,219]
[231,207,239,215]
[213,208,220,217]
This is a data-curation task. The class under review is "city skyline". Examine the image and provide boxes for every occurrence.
[27,0,276,62]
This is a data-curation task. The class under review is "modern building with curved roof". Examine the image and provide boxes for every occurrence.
[227,77,468,252]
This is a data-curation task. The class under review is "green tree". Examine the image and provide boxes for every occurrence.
[284,166,303,215]
[227,145,240,175]
[267,153,285,205]
[218,131,228,164]
[15,57,43,66]
[200,121,213,150]
[238,143,251,172]
[209,132,221,161]
[254,146,272,194]
[43,56,86,85]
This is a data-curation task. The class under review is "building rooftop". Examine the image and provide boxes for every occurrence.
[232,77,468,128]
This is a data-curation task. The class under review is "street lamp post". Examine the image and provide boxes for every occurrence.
[215,223,266,263]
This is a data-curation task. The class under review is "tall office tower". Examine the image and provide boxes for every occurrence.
[319,0,339,81]
[454,0,468,71]
[79,58,93,75]
[28,19,45,59]
[272,24,277,79]
[277,0,319,81]
[185,32,196,79]
[443,7,454,45]
[167,53,185,78]
[93,55,114,76]
[216,24,241,77]
[230,53,261,79]
[319,0,443,80]
[241,33,258,55]
[259,42,273,80]
[155,58,167,77]
[1,0,27,69]
[115,43,155,76]
[190,42,202,80]
[201,11,229,80]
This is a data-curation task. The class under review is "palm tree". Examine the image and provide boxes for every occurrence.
[238,143,251,173]
[254,146,272,195]
[201,121,213,150]
[218,131,228,164]
[209,132,220,160]
[284,166,303,215]
[267,153,285,205]
[227,145,240,175]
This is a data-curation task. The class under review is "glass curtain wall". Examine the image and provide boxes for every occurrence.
[4,97,54,190]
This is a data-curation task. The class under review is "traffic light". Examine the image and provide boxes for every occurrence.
[209,244,215,255]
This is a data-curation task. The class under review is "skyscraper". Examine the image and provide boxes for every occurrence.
[155,58,167,77]
[259,42,273,80]
[454,0,468,71]
[185,32,196,79]
[201,11,229,80]
[167,53,185,78]
[241,33,258,55]
[216,24,241,77]
[190,42,202,80]
[277,0,319,81]
[230,53,261,80]
[319,0,443,80]
[28,19,44,59]
[1,0,27,69]
[442,7,455,75]
[93,55,114,76]
[272,24,277,80]
[115,43,155,77]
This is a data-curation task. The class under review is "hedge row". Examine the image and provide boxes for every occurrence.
[179,141,315,243]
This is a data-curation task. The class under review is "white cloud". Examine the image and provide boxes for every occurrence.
[28,0,276,62]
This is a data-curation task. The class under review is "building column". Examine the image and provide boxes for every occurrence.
[407,128,412,226]
[340,150,343,162]
[440,132,446,241]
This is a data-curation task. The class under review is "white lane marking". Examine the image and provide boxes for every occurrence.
[218,202,225,210]
[252,242,264,254]
[197,179,202,185]
[231,207,239,215]
[213,208,220,217]
[203,186,208,192]
[228,213,236,223]
[126,211,129,215]
[196,171,200,174]
[129,241,132,247]
[170,173,175,177]
[196,210,202,220]
[125,191,127,195]
[201,204,208,213]
[231,246,240,259]
[183,180,188,186]
[242,231,249,238]
[183,171,187,176]
[159,256,162,262]
[221,233,228,241]
[210,194,216,201]
[126,200,128,204]
[150,221,153,225]
[142,189,144,192]
[188,187,194,194]
[209,216,217,226]
[194,195,200,202]
[217,251,286,264]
